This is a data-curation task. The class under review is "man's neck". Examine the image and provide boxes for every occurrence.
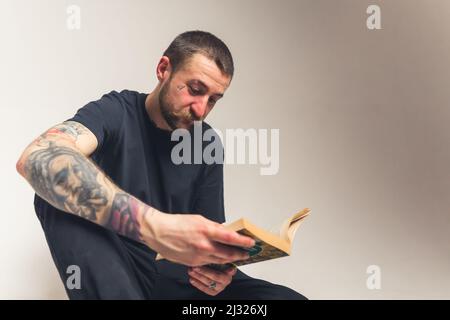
[145,91,172,131]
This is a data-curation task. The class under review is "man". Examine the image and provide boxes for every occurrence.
[17,30,306,299]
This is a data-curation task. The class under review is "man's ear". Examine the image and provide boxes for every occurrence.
[156,56,172,82]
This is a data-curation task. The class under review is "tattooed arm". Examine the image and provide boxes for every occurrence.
[16,121,254,266]
[16,121,156,244]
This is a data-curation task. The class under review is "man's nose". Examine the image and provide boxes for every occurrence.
[190,97,208,119]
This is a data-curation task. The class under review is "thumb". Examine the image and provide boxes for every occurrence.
[226,266,237,275]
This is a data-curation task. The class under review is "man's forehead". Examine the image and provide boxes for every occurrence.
[178,54,231,91]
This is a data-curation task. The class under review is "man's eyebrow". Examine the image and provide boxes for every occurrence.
[188,79,224,98]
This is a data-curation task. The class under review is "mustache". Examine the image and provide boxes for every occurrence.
[174,109,201,123]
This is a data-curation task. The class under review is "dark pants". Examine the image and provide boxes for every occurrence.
[36,207,307,300]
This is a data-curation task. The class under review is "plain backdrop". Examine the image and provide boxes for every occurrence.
[1,0,449,299]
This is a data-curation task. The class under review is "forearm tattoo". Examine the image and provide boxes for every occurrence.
[23,121,148,242]
[24,141,109,221]
[107,193,147,241]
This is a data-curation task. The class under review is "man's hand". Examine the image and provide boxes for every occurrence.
[144,211,254,266]
[188,265,237,296]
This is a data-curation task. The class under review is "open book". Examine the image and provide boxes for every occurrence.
[155,208,311,271]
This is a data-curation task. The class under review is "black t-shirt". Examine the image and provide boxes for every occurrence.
[34,89,226,281]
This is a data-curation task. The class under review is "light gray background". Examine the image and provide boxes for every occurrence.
[1,0,449,299]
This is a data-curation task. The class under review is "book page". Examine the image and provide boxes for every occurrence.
[279,208,311,243]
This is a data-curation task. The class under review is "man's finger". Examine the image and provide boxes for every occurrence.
[189,277,219,296]
[225,266,237,275]
[206,255,233,265]
[189,267,225,286]
[208,242,250,262]
[208,227,255,248]
[193,266,231,284]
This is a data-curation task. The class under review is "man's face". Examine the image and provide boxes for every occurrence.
[158,53,231,130]
[49,153,107,220]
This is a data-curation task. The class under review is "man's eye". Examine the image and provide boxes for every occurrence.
[189,87,201,95]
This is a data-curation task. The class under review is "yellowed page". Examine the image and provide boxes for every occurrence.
[279,208,311,243]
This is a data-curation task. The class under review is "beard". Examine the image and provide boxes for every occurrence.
[159,79,197,130]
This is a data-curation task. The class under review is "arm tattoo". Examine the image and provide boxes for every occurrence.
[33,121,88,146]
[55,121,89,140]
[24,141,109,221]
[23,131,149,243]
[107,193,147,241]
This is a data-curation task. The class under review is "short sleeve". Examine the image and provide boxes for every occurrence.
[66,90,125,153]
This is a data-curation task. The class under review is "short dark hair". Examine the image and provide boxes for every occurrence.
[163,30,234,79]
